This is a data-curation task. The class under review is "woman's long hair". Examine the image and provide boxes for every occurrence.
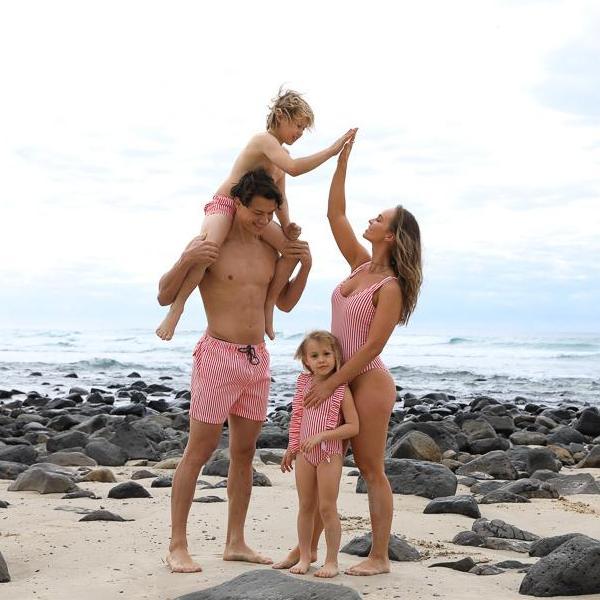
[389,206,422,325]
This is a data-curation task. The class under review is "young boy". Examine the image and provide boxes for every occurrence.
[156,89,356,341]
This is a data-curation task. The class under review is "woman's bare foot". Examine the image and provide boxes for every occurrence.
[289,560,311,575]
[264,302,275,341]
[345,557,390,576]
[156,305,183,341]
[223,543,272,565]
[166,548,202,573]
[272,548,318,569]
[314,562,339,578]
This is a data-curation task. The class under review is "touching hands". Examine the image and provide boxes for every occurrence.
[281,240,312,268]
[280,449,296,472]
[303,377,336,409]
[183,233,219,266]
[337,135,354,167]
[331,128,358,156]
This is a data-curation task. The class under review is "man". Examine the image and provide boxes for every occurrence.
[157,169,312,573]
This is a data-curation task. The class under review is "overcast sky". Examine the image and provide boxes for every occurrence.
[1,0,599,334]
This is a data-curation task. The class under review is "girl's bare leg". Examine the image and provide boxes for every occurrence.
[345,369,396,576]
[314,455,343,578]
[260,221,300,340]
[272,509,321,569]
[289,455,317,575]
[156,213,231,340]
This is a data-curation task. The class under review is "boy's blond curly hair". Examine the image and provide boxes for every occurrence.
[266,87,315,131]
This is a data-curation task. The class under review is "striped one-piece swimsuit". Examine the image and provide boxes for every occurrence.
[287,372,345,466]
[331,261,397,375]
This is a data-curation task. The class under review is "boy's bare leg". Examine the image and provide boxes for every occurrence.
[261,222,300,340]
[289,455,317,575]
[167,418,222,573]
[223,414,273,564]
[314,455,343,578]
[156,213,231,340]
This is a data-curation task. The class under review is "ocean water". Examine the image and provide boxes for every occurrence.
[0,328,598,408]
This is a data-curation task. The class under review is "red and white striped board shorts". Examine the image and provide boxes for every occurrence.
[190,333,270,424]
[204,194,237,218]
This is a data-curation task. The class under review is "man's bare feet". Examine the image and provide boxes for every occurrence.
[156,305,183,341]
[223,544,272,565]
[314,562,339,578]
[272,548,318,569]
[345,557,390,576]
[166,548,202,573]
[289,560,311,575]
[264,302,275,341]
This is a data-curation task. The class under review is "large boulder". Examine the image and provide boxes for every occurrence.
[529,533,589,557]
[423,495,481,518]
[7,466,78,494]
[84,438,128,466]
[472,518,539,541]
[389,421,461,453]
[356,459,457,499]
[576,445,600,468]
[387,430,442,462]
[574,408,600,437]
[0,460,29,480]
[0,444,38,465]
[530,471,600,495]
[507,447,561,477]
[46,430,90,453]
[495,478,559,499]
[340,532,421,561]
[519,535,600,596]
[174,569,362,600]
[461,418,497,441]
[456,451,518,480]
[91,419,160,461]
[547,426,586,446]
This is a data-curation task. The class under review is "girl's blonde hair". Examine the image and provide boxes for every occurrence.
[266,87,315,131]
[294,330,343,373]
[389,205,423,325]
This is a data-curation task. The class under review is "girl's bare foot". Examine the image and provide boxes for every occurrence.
[264,302,275,341]
[314,562,339,578]
[345,557,390,576]
[166,548,202,573]
[272,548,318,569]
[156,305,183,341]
[223,543,272,565]
[289,560,311,575]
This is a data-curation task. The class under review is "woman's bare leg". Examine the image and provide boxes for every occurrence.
[289,455,317,575]
[345,369,396,576]
[314,455,343,578]
[260,221,299,340]
[156,213,231,340]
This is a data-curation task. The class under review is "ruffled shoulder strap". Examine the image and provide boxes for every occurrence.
[325,384,347,430]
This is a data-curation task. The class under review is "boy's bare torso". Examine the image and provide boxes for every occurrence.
[199,231,277,345]
[215,133,285,197]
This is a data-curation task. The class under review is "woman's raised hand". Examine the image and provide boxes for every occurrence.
[337,131,356,166]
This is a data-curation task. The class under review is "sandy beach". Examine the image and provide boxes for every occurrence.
[2,460,600,600]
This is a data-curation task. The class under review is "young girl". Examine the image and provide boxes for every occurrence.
[156,89,356,341]
[280,331,359,578]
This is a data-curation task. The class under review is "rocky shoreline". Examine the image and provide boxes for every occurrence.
[1,373,600,598]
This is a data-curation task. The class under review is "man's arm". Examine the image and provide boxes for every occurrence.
[276,241,312,313]
[157,234,219,306]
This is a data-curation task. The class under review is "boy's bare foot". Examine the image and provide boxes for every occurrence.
[156,306,183,341]
[166,548,202,573]
[223,544,272,565]
[272,548,317,569]
[289,560,311,575]
[314,562,339,578]
[345,557,390,576]
[264,302,276,341]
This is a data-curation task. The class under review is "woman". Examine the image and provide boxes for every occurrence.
[274,137,422,576]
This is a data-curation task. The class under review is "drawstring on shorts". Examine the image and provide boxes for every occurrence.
[237,344,260,365]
